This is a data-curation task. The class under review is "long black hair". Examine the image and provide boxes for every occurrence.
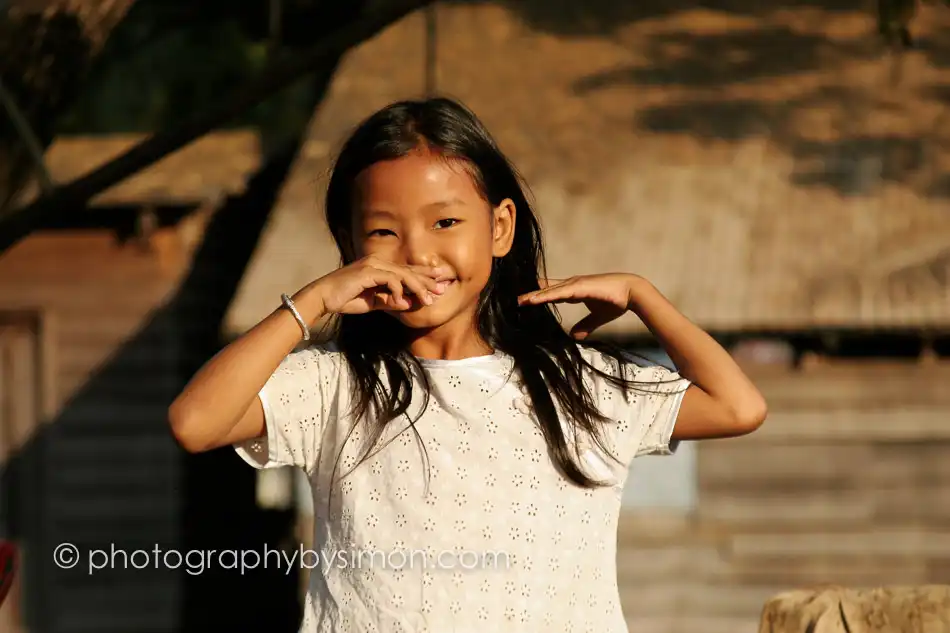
[322,96,673,489]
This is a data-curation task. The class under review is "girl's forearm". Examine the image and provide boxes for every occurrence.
[168,283,327,451]
[625,276,767,425]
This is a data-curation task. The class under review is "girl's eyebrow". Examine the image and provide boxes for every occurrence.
[363,209,399,220]
[363,198,466,219]
[420,198,465,211]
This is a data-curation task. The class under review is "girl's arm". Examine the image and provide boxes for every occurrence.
[167,285,328,453]
[167,257,446,453]
[625,276,768,440]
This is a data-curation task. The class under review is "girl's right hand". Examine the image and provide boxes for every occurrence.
[309,255,447,315]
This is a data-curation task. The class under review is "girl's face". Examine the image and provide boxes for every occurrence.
[351,149,515,332]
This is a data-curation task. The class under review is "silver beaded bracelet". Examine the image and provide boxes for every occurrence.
[281,293,311,341]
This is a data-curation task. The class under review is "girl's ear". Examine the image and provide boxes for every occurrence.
[491,198,517,258]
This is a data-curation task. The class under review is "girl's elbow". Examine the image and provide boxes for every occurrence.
[735,394,768,434]
[168,401,210,454]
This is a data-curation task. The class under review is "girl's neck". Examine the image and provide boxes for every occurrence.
[406,320,493,362]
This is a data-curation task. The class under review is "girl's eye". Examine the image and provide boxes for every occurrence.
[368,229,395,237]
[435,218,459,229]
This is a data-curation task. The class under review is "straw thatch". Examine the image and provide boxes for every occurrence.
[225,3,950,336]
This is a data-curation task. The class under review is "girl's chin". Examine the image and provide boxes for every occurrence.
[392,285,467,327]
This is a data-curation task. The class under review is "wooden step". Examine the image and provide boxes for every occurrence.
[742,409,950,442]
[749,364,950,408]
[699,490,874,525]
[620,581,786,617]
[728,529,950,558]
[623,614,759,633]
[723,557,929,587]
[617,512,724,546]
[698,442,869,485]
[616,544,729,584]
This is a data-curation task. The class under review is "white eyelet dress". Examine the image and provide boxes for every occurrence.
[234,343,689,633]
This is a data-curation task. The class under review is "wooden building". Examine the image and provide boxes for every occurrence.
[223,3,950,633]
[2,1,948,632]
[0,131,306,632]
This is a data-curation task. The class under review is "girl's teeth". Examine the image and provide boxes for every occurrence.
[436,280,452,293]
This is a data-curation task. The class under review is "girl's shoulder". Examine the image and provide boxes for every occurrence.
[574,342,646,372]
[573,342,681,386]
[272,340,347,382]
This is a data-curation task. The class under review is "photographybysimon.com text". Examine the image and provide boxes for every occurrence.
[53,542,512,576]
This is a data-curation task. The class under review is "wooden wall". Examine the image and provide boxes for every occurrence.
[0,223,201,631]
[289,361,950,633]
[0,139,304,632]
[617,361,950,633]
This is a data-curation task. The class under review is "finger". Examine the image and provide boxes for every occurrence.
[401,272,436,305]
[372,259,446,282]
[570,312,612,340]
[385,277,410,309]
[536,278,565,290]
[518,280,567,304]
[365,270,410,309]
[520,278,566,300]
[407,264,449,280]
[370,261,445,296]
[519,280,578,305]
[374,291,409,310]
[409,270,445,296]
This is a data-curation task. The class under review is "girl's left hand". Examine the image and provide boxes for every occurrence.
[517,273,642,339]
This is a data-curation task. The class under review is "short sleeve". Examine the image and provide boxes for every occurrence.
[233,344,341,475]
[582,347,691,466]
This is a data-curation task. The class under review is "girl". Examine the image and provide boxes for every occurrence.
[169,97,767,633]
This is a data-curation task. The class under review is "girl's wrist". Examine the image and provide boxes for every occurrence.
[291,282,329,326]
[624,274,657,311]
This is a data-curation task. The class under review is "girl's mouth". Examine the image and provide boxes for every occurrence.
[434,279,456,294]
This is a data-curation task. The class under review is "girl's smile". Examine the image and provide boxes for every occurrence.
[350,149,515,353]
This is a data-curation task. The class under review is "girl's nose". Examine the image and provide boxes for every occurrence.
[408,252,441,268]
[404,240,441,269]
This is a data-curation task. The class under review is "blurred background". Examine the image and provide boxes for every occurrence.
[1,0,949,631]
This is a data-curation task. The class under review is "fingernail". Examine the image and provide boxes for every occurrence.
[424,293,433,305]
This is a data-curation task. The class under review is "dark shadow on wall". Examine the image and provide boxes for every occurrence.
[0,141,301,633]
[448,0,950,199]
[173,139,305,633]
[0,65,338,632]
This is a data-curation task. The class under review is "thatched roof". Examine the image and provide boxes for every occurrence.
[225,3,950,337]
[16,129,262,207]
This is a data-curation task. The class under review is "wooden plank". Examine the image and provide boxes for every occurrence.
[623,615,759,633]
[928,560,950,583]
[58,341,176,370]
[698,443,872,487]
[617,512,723,546]
[748,364,950,407]
[871,442,950,482]
[616,544,730,583]
[619,582,786,617]
[871,486,950,523]
[0,256,168,282]
[57,314,164,341]
[740,408,950,441]
[729,529,950,558]
[56,373,182,403]
[0,282,173,308]
[698,493,874,525]
[41,499,179,525]
[724,558,928,587]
